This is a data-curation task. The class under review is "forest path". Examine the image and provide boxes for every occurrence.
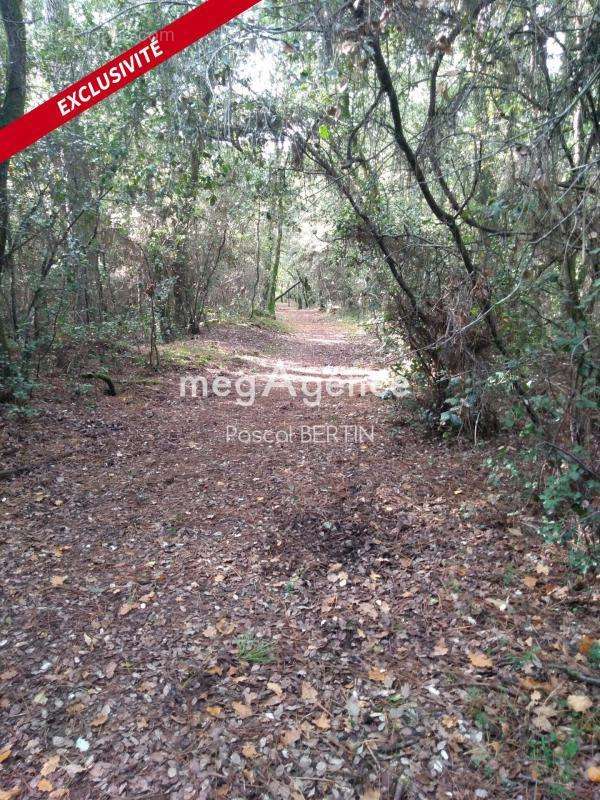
[0,309,595,799]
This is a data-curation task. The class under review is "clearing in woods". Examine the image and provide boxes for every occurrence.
[0,307,597,799]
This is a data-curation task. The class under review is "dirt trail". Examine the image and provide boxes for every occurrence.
[0,309,596,799]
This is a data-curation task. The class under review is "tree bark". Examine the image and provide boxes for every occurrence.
[0,0,26,375]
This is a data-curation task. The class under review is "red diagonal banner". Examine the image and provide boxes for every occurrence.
[0,0,263,163]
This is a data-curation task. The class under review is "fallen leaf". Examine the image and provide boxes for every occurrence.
[567,694,593,713]
[267,681,283,696]
[586,765,600,783]
[64,765,85,778]
[432,639,448,657]
[33,691,48,705]
[40,755,60,776]
[241,744,258,759]
[468,651,493,669]
[313,713,331,730]
[37,780,53,793]
[206,706,223,717]
[104,662,117,679]
[520,676,552,692]
[301,681,318,703]
[118,602,135,616]
[487,597,509,612]
[216,618,235,635]
[368,666,394,687]
[232,701,253,719]
[0,786,20,800]
[0,748,11,763]
[74,738,89,753]
[91,713,108,728]
[281,728,301,746]
[50,576,66,588]
[359,602,378,621]
[203,625,218,639]
[523,576,537,589]
[532,705,558,732]
[0,669,17,682]
[578,636,596,656]
[536,563,550,576]
[261,694,281,708]
[48,790,69,799]
[321,594,337,613]
[361,790,381,800]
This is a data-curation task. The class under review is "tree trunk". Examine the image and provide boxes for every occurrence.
[0,0,26,382]
[265,193,284,317]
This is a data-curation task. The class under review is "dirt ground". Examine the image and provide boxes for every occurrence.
[0,307,598,800]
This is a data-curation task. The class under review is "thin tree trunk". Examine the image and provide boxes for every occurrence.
[265,193,284,316]
[0,0,26,380]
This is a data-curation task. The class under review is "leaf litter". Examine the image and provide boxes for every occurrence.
[0,309,598,798]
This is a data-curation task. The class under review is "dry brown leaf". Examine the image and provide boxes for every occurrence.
[361,790,381,800]
[368,666,394,687]
[281,728,301,746]
[321,594,337,613]
[232,701,253,719]
[50,576,66,588]
[37,780,53,794]
[523,576,537,589]
[216,618,235,635]
[313,713,331,730]
[432,639,448,657]
[203,625,218,639]
[301,681,318,703]
[0,669,17,682]
[104,662,117,679]
[567,694,593,713]
[578,636,596,656]
[536,563,550,576]
[0,748,11,763]
[40,755,60,777]
[0,787,20,800]
[48,790,69,799]
[519,676,552,692]
[261,694,281,708]
[532,705,558,732]
[468,651,493,669]
[267,681,283,696]
[118,602,135,616]
[206,705,223,717]
[359,602,378,621]
[241,744,258,759]
[586,765,600,783]
[91,713,108,728]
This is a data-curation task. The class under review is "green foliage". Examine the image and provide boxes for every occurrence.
[235,634,275,665]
